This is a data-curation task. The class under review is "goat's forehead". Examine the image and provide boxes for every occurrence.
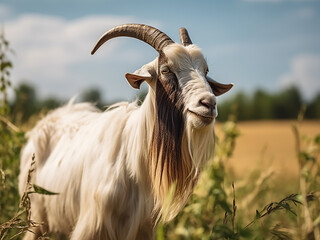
[163,43,207,71]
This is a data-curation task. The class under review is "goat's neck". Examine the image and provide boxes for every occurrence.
[124,89,156,186]
[136,88,196,223]
[127,87,215,223]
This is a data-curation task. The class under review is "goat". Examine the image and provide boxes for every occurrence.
[19,24,233,240]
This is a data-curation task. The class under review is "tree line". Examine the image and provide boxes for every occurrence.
[6,83,320,124]
[217,86,320,121]
[8,83,106,124]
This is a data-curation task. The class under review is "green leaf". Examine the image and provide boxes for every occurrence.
[255,210,261,219]
[314,134,320,145]
[33,184,59,195]
[278,202,296,216]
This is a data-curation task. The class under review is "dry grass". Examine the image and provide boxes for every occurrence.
[215,120,320,178]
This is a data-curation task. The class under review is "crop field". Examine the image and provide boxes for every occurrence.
[216,120,320,178]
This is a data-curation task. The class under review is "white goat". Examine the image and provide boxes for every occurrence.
[19,24,233,240]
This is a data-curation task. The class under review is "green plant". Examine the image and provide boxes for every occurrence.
[0,28,13,115]
[293,106,320,239]
[0,28,25,227]
[0,154,58,240]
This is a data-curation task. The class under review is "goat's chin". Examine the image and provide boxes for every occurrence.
[187,112,215,129]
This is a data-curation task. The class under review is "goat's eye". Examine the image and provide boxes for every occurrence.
[205,68,209,76]
[161,66,171,74]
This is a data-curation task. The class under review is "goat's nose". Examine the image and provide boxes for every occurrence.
[199,96,216,114]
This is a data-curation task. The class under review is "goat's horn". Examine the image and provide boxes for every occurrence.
[179,28,192,46]
[91,24,174,55]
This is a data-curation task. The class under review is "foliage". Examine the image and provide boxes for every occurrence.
[10,83,62,125]
[218,87,320,121]
[0,28,25,227]
[305,93,320,119]
[79,88,104,109]
[1,153,58,240]
[292,108,320,239]
[0,120,25,224]
[0,29,13,115]
[11,83,39,124]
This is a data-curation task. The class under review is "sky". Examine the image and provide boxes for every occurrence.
[0,0,319,103]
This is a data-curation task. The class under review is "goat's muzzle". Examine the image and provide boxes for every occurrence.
[187,93,217,127]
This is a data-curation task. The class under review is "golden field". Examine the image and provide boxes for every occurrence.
[215,120,320,179]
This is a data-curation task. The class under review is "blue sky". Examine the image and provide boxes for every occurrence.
[0,0,319,102]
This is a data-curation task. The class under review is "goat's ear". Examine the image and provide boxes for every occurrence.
[125,59,156,89]
[207,76,234,96]
[125,73,152,89]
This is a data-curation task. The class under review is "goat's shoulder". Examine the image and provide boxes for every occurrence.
[32,102,99,129]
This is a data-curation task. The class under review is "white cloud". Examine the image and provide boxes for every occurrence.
[6,14,134,66]
[279,54,320,100]
[4,14,155,101]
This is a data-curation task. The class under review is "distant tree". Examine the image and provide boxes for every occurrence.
[217,92,251,121]
[11,83,38,123]
[80,88,104,108]
[217,98,234,122]
[232,92,251,121]
[40,97,61,111]
[217,86,313,121]
[251,89,274,120]
[80,88,101,103]
[273,86,303,119]
[306,93,320,119]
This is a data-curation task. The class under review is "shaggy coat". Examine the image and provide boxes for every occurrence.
[19,26,232,240]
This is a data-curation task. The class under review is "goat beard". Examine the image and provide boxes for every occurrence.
[148,80,215,224]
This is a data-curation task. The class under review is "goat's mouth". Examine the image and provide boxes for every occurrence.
[187,109,215,124]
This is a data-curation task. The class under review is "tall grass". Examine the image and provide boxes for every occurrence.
[0,29,27,238]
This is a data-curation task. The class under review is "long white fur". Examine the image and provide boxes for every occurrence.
[19,43,216,240]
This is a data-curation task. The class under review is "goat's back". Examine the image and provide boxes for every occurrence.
[18,101,138,237]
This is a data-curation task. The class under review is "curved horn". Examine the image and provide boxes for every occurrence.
[179,27,192,46]
[91,24,174,55]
